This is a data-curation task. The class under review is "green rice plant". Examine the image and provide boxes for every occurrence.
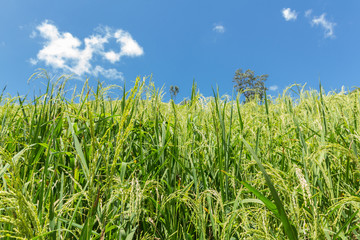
[0,71,360,239]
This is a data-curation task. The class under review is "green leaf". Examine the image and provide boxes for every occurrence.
[125,227,137,240]
[241,137,298,240]
[67,116,89,181]
[241,181,280,219]
[0,163,10,178]
[333,210,359,239]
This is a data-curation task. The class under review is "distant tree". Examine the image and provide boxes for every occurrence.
[170,85,179,100]
[233,69,268,102]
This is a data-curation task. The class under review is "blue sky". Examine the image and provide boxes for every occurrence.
[0,0,359,100]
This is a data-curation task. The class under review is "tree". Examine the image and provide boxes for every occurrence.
[233,68,268,102]
[170,85,179,100]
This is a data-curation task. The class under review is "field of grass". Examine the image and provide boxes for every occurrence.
[1,71,360,239]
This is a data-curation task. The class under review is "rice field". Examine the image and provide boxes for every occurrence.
[0,71,360,239]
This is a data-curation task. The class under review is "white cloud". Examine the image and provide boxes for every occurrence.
[305,9,312,18]
[93,66,124,80]
[30,30,37,39]
[104,50,120,63]
[29,58,38,65]
[213,24,225,33]
[311,14,336,38]
[114,30,144,56]
[269,85,278,91]
[32,20,144,80]
[282,8,298,21]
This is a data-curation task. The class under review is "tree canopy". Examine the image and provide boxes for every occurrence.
[233,69,268,102]
[170,85,179,100]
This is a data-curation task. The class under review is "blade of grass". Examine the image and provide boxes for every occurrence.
[67,116,90,181]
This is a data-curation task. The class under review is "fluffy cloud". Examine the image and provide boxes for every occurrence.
[32,20,144,80]
[93,66,124,80]
[269,85,278,91]
[282,8,336,39]
[282,8,298,21]
[115,30,144,56]
[311,14,336,38]
[213,24,225,33]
